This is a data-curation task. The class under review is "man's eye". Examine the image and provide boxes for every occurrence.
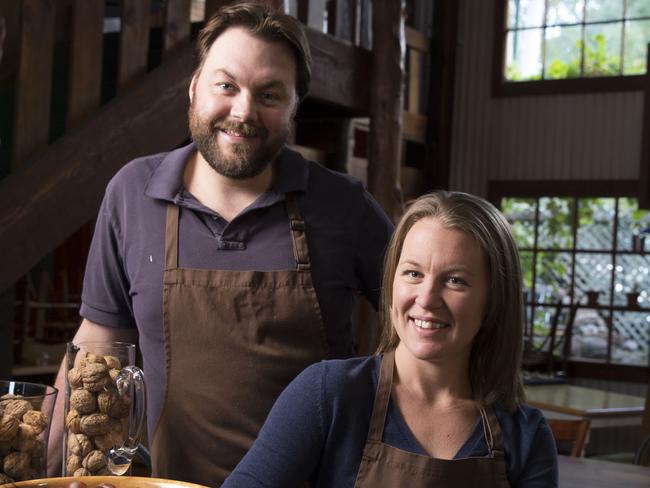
[217,82,235,90]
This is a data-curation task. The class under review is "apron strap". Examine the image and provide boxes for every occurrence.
[285,193,310,271]
[366,350,395,442]
[165,204,180,269]
[480,406,506,458]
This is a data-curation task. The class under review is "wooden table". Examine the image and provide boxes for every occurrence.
[525,384,645,428]
[559,455,650,487]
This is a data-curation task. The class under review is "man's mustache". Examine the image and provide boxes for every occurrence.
[211,119,267,138]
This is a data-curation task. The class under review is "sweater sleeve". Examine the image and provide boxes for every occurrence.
[514,417,558,488]
[222,362,326,487]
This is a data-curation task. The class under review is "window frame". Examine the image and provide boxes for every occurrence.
[492,0,649,98]
[488,179,649,382]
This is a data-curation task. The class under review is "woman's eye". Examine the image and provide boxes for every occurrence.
[405,270,421,279]
[261,92,279,102]
[447,276,468,286]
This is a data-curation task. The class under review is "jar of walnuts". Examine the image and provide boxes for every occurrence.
[0,380,58,483]
[64,342,146,478]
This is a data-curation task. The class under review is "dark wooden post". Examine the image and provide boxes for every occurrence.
[640,43,650,209]
[427,0,459,192]
[367,0,405,222]
[164,0,191,53]
[118,0,151,89]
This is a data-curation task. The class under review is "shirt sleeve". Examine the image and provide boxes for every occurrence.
[222,363,326,488]
[354,190,394,309]
[514,417,559,488]
[80,188,136,328]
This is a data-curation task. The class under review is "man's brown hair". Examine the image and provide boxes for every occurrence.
[195,1,312,100]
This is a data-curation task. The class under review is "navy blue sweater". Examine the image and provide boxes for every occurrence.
[223,356,558,488]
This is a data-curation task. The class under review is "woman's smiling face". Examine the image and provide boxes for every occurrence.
[391,217,489,365]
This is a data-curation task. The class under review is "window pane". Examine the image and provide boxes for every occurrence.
[584,23,623,76]
[585,0,623,22]
[547,0,585,25]
[538,197,574,248]
[532,305,573,354]
[611,311,649,366]
[502,197,537,247]
[571,308,610,360]
[576,198,615,250]
[544,24,583,78]
[614,254,649,306]
[628,0,650,18]
[623,20,650,75]
[535,251,572,302]
[617,198,650,251]
[575,252,612,306]
[508,0,546,28]
[506,28,544,80]
[521,250,535,293]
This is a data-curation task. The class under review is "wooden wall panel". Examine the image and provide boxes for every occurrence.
[13,0,55,168]
[450,0,644,197]
[164,0,191,53]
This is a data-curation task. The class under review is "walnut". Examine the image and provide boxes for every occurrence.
[0,414,19,441]
[3,451,31,480]
[79,353,107,367]
[12,423,41,454]
[67,367,84,389]
[70,389,97,415]
[67,433,93,457]
[22,410,48,435]
[98,388,129,419]
[1,399,32,420]
[66,409,82,434]
[80,413,110,436]
[0,440,11,456]
[81,362,109,392]
[66,453,82,475]
[0,394,20,401]
[0,472,14,484]
[109,369,120,382]
[82,449,107,472]
[73,467,91,477]
[104,356,121,370]
[93,427,124,452]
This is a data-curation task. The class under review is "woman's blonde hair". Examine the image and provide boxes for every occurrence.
[377,191,524,411]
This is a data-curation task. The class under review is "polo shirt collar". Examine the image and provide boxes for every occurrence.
[144,142,309,203]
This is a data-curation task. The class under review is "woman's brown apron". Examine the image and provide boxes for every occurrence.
[354,351,511,487]
[151,193,328,486]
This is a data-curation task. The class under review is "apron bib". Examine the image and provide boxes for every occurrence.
[354,351,511,488]
[151,193,328,486]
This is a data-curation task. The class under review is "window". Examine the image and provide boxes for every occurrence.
[501,196,650,367]
[494,1,650,95]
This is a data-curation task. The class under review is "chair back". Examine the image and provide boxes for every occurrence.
[548,418,591,457]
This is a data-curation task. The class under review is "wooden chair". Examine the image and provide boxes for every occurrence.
[548,418,591,457]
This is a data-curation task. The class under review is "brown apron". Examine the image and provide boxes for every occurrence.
[151,193,329,486]
[354,351,511,488]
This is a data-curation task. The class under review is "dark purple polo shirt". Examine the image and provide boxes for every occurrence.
[80,142,393,435]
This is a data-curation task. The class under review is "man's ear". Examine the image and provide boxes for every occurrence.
[189,74,197,103]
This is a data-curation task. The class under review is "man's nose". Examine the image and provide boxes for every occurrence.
[230,92,256,122]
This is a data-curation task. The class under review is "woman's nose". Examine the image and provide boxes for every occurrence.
[414,280,443,309]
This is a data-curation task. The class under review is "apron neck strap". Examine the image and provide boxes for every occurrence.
[165,204,180,269]
[479,405,506,457]
[285,193,310,271]
[367,350,395,442]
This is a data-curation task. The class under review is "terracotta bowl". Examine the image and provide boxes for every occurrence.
[1,476,209,488]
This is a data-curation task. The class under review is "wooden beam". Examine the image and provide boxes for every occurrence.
[67,0,104,127]
[329,0,355,42]
[367,0,405,221]
[639,44,650,209]
[405,26,429,53]
[118,0,151,88]
[306,27,370,114]
[13,0,55,168]
[0,43,195,294]
[402,111,426,143]
[298,0,326,31]
[164,0,191,53]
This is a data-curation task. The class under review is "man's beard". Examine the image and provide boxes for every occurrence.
[188,102,290,180]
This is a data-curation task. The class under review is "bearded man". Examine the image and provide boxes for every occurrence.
[48,2,392,486]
